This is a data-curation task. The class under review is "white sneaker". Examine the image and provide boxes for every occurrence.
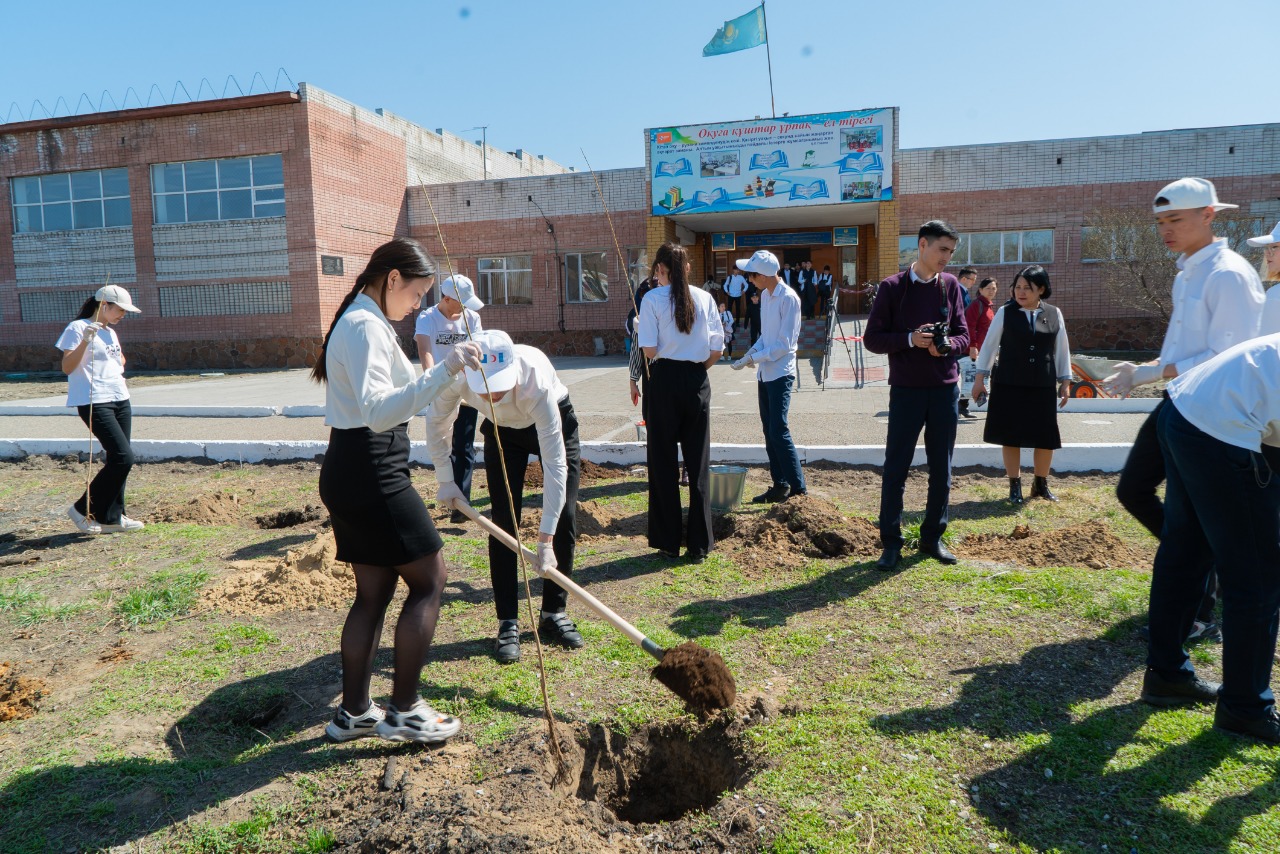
[67,505,102,535]
[324,703,386,742]
[100,515,145,533]
[375,700,461,744]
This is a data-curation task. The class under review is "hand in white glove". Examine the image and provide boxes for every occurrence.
[83,322,104,340]
[443,341,483,375]
[436,482,466,511]
[1101,362,1163,398]
[730,355,753,371]
[534,539,558,576]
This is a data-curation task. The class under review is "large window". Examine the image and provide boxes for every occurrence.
[565,251,609,303]
[11,168,131,233]
[151,154,284,224]
[953,230,1054,265]
[477,255,533,305]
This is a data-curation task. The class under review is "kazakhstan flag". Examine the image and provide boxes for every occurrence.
[703,5,766,57]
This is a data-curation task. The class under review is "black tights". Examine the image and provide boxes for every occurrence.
[340,550,447,713]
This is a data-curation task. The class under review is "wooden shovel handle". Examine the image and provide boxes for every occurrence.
[451,500,664,661]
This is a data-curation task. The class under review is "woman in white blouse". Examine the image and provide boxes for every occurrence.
[1249,220,1280,334]
[970,266,1071,503]
[311,237,481,745]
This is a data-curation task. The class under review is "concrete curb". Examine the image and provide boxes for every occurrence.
[0,404,281,417]
[971,397,1158,414]
[0,438,1135,472]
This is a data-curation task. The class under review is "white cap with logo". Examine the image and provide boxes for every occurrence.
[1152,177,1237,214]
[440,274,484,311]
[96,284,141,313]
[465,329,518,394]
[735,250,780,277]
[1247,221,1280,248]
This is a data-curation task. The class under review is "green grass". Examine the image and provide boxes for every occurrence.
[114,569,209,627]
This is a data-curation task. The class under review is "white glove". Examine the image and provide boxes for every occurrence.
[436,482,466,511]
[443,342,483,375]
[731,355,753,371]
[534,540,558,576]
[1101,362,1163,398]
[83,322,104,340]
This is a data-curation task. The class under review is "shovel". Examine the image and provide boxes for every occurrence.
[450,499,736,712]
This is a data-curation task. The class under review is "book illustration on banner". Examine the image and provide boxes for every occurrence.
[789,180,830,201]
[749,149,789,170]
[840,125,883,153]
[655,158,693,178]
[838,152,884,174]
[700,151,740,178]
[686,187,730,209]
[659,186,684,210]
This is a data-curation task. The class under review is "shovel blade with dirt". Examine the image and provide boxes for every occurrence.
[450,500,736,713]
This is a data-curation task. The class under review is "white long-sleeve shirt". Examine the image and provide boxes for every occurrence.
[427,345,570,535]
[746,280,801,382]
[1169,332,1280,451]
[974,305,1072,382]
[1261,286,1280,336]
[324,293,462,432]
[637,285,724,361]
[1158,239,1264,375]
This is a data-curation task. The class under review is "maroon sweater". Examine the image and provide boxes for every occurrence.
[863,269,971,387]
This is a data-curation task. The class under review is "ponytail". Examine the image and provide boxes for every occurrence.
[653,242,695,334]
[75,297,101,320]
[310,237,436,383]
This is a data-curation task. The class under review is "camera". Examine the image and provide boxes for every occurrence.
[921,320,952,356]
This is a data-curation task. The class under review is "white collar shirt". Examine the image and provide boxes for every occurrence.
[1168,333,1280,451]
[636,286,725,362]
[746,280,801,381]
[427,345,571,535]
[1159,239,1265,375]
[324,293,461,431]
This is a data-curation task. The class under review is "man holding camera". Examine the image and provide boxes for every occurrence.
[864,220,970,570]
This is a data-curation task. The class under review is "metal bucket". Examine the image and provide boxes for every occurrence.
[708,465,748,512]
[635,420,647,441]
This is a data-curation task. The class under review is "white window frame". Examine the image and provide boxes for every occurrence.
[952,229,1054,266]
[565,250,610,303]
[477,254,533,305]
[150,154,285,224]
[11,168,131,234]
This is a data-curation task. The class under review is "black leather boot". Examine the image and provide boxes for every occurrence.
[1031,475,1058,502]
[1008,477,1024,504]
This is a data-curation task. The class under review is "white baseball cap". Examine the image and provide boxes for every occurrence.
[735,250,780,277]
[1247,220,1280,248]
[1152,177,1237,214]
[465,329,518,394]
[440,273,484,311]
[96,284,141,313]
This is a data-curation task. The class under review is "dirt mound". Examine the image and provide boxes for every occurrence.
[651,643,737,714]
[151,490,246,526]
[956,522,1152,569]
[202,532,353,615]
[0,661,47,722]
[577,499,647,539]
[255,505,325,529]
[522,459,622,489]
[327,705,771,852]
[715,495,882,572]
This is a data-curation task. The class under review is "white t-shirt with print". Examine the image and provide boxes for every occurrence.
[56,319,130,407]
[414,306,482,364]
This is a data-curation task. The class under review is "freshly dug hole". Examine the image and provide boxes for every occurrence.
[254,505,324,529]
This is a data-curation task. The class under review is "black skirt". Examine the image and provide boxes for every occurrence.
[319,424,443,565]
[983,383,1062,450]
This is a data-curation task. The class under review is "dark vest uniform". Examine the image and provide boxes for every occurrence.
[991,300,1062,388]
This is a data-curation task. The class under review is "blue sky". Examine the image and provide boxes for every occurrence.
[2,0,1272,172]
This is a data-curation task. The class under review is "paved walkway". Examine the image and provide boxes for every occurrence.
[0,349,1148,447]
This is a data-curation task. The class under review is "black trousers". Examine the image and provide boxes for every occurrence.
[645,360,713,555]
[749,312,761,346]
[451,404,479,500]
[1117,398,1218,622]
[482,396,580,622]
[74,399,134,525]
[879,384,958,550]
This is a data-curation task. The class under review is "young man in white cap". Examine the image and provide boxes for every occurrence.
[1145,333,1280,741]
[1248,220,1280,334]
[1104,177,1265,660]
[426,330,584,664]
[415,274,484,524]
[731,249,806,503]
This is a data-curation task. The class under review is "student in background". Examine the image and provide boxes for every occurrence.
[719,300,735,360]
[1248,221,1280,334]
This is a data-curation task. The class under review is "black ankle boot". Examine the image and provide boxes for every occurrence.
[1008,477,1024,504]
[1031,475,1058,502]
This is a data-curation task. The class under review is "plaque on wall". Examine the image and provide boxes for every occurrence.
[321,255,345,276]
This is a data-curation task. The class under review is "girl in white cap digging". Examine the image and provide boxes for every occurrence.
[56,284,144,534]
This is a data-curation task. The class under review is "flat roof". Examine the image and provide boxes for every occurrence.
[0,91,300,135]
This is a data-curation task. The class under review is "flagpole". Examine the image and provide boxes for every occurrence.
[761,1,776,117]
